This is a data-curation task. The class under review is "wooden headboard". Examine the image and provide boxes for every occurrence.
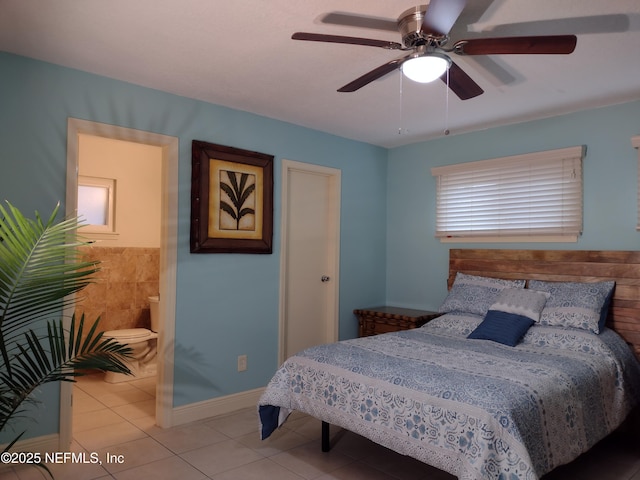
[448,249,640,358]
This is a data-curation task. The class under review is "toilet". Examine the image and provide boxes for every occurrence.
[103,295,160,383]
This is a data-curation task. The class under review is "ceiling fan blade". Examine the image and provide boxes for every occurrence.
[320,12,398,32]
[456,35,577,55]
[473,14,630,37]
[441,61,484,100]
[292,32,402,50]
[421,0,467,36]
[337,58,406,92]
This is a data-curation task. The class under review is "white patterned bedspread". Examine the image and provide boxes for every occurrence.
[258,314,640,480]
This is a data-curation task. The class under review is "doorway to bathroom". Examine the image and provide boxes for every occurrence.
[64,118,178,447]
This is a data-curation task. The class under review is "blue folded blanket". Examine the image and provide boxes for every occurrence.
[258,404,280,439]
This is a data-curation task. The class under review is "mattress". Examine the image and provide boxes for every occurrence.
[259,313,640,479]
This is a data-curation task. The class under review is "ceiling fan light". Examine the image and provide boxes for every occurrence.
[402,53,451,83]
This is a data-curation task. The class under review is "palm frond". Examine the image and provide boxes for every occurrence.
[0,202,99,373]
[0,314,132,432]
[0,202,134,451]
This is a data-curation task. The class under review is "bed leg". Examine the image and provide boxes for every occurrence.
[321,421,330,452]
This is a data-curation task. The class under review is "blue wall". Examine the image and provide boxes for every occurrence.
[2,50,639,441]
[0,53,387,437]
[386,100,640,311]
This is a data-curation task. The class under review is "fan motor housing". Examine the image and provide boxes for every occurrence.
[398,4,443,48]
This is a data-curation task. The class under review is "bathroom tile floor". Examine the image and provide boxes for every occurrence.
[1,373,639,479]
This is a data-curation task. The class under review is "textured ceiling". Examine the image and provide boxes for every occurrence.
[1,0,640,147]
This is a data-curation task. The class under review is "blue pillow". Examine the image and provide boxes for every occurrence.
[598,287,614,332]
[468,310,534,346]
[528,280,615,334]
[439,273,526,317]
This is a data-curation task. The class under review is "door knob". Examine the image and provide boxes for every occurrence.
[321,275,330,282]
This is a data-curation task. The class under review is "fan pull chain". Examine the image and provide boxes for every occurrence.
[398,73,403,135]
[444,68,450,136]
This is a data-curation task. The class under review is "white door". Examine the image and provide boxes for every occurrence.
[280,160,340,362]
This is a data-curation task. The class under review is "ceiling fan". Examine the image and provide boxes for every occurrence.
[292,0,577,100]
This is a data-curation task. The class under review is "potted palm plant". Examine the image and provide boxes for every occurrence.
[0,201,132,475]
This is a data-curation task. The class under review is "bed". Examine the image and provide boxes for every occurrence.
[258,249,640,480]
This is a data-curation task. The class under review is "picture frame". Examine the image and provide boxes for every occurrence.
[190,140,273,253]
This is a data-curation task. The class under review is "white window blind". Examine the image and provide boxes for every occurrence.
[633,135,640,230]
[431,146,584,239]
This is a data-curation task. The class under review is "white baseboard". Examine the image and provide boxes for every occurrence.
[170,387,265,427]
[2,389,266,452]
[1,433,59,453]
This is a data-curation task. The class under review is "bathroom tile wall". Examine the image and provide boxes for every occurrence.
[76,246,160,332]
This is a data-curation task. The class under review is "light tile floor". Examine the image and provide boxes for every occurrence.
[1,374,639,479]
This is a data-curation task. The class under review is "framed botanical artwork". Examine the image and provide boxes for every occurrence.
[190,140,274,253]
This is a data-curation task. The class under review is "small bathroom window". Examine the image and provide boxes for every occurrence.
[78,175,116,233]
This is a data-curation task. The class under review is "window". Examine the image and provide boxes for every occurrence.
[431,146,584,241]
[78,175,115,233]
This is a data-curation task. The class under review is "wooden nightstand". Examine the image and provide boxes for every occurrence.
[354,306,441,337]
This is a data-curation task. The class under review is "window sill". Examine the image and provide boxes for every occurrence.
[439,235,578,243]
[79,231,120,242]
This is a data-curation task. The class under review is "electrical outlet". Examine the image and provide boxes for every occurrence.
[237,354,247,372]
